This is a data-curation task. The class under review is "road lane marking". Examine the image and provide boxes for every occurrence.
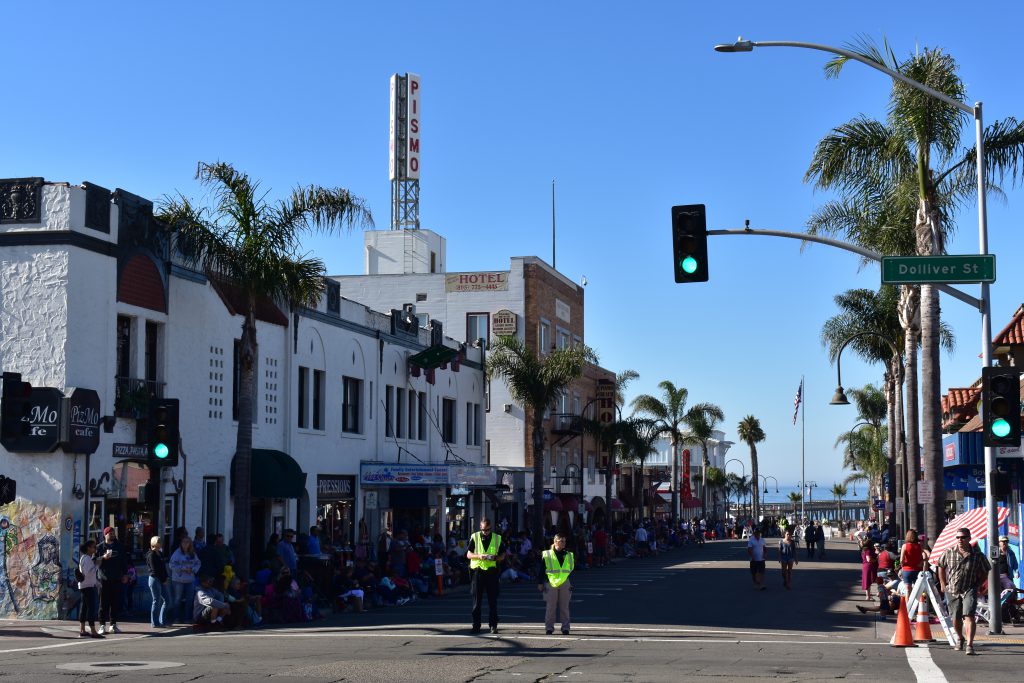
[254,623,834,638]
[905,647,948,682]
[0,634,146,655]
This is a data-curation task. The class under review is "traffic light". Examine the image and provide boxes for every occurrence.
[981,366,1020,447]
[672,204,708,283]
[1,373,33,451]
[147,398,179,466]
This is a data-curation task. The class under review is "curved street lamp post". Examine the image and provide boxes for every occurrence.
[715,35,1001,634]
[725,458,747,520]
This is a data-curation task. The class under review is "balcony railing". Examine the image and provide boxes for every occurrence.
[114,377,164,418]
[550,413,582,435]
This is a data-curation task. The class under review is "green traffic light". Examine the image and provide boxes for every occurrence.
[154,443,169,459]
[991,418,1011,438]
[681,256,698,274]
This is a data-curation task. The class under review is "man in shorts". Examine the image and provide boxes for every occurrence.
[936,527,991,655]
[747,527,768,591]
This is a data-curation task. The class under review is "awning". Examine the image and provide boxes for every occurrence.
[681,496,702,509]
[929,506,1010,563]
[609,498,625,512]
[544,497,564,512]
[408,345,459,370]
[231,449,307,499]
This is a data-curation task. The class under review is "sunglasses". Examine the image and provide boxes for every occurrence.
[955,536,967,540]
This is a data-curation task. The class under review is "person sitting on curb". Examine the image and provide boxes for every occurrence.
[193,573,230,628]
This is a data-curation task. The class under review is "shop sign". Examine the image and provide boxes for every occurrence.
[360,462,449,486]
[364,491,378,509]
[113,443,148,459]
[492,310,517,336]
[317,474,355,500]
[63,387,101,454]
[6,387,63,452]
[448,465,497,486]
[445,271,508,293]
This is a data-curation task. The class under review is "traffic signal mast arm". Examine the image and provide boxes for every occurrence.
[706,226,982,311]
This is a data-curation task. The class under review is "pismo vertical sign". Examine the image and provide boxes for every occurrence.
[406,73,421,179]
[389,72,421,181]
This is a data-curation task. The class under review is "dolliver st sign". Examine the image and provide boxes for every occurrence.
[881,255,995,284]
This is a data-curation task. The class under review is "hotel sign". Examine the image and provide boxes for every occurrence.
[492,310,517,336]
[445,271,509,293]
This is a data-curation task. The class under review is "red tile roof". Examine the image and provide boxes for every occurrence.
[993,304,1024,346]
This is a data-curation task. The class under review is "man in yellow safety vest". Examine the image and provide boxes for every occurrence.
[537,533,574,635]
[467,518,506,634]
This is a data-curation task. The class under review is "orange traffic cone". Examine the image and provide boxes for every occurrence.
[890,598,918,648]
[914,595,935,642]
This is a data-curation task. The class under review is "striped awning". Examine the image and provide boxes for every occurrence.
[929,506,1010,563]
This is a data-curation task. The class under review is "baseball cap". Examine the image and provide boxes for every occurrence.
[102,526,114,536]
[999,535,1009,542]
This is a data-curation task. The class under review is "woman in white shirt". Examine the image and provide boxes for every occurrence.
[77,540,103,638]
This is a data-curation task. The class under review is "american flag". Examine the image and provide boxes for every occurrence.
[792,379,803,425]
[929,506,1009,564]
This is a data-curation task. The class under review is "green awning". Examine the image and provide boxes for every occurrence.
[408,344,459,370]
[230,449,307,499]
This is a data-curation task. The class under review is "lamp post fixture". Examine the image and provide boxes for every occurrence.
[725,458,747,520]
[759,475,779,495]
[715,34,1000,633]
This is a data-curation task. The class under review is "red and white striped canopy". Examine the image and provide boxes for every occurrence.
[929,506,1010,563]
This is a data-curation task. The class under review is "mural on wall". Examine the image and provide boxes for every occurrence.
[0,497,61,619]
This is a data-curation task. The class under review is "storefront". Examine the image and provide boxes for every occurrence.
[315,474,356,548]
[231,449,307,568]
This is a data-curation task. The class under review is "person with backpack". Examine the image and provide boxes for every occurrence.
[76,540,103,638]
[146,536,171,628]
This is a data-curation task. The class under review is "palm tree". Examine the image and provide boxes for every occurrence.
[157,161,372,578]
[618,417,660,521]
[736,416,765,522]
[682,407,726,517]
[631,382,722,523]
[705,467,728,520]
[831,483,848,522]
[486,335,596,548]
[615,370,639,410]
[837,425,889,500]
[725,472,744,519]
[787,491,803,520]
[806,38,1024,538]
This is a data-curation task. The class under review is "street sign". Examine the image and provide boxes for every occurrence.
[917,480,935,504]
[873,498,885,511]
[113,442,148,459]
[881,255,995,284]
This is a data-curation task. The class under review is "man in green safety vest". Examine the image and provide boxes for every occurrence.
[537,533,574,635]
[466,518,506,634]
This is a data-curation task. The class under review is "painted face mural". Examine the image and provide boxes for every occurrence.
[0,499,62,619]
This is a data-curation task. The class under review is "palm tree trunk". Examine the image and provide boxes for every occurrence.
[670,434,678,525]
[893,358,907,535]
[918,197,944,541]
[900,285,922,533]
[532,413,546,550]
[604,439,614,530]
[231,309,257,580]
[750,444,759,523]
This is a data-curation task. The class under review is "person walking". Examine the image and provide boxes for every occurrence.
[146,536,171,628]
[77,540,103,638]
[778,529,798,590]
[860,540,878,601]
[747,527,768,591]
[815,522,827,559]
[803,522,815,560]
[936,527,991,656]
[537,533,574,635]
[95,526,127,634]
[466,518,505,634]
[899,529,924,591]
[169,536,201,624]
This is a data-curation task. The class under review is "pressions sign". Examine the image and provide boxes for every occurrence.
[317,474,355,500]
[492,310,517,336]
[360,462,449,486]
[445,271,509,293]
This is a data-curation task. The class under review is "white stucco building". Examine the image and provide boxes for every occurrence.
[0,178,487,620]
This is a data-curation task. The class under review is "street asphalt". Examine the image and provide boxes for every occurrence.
[2,538,1023,681]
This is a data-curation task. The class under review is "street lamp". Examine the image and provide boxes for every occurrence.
[759,474,779,495]
[725,458,747,519]
[715,34,1000,633]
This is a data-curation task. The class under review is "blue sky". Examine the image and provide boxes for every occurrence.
[5,2,1024,490]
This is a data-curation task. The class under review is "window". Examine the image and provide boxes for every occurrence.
[385,385,395,437]
[396,388,406,438]
[466,313,489,349]
[233,340,257,423]
[116,316,132,378]
[313,370,325,431]
[418,392,427,440]
[485,380,491,413]
[442,398,456,443]
[342,376,362,434]
[202,478,223,536]
[416,293,427,302]
[466,402,481,446]
[430,252,437,273]
[558,328,570,350]
[587,455,596,484]
[573,335,583,348]
[572,394,581,416]
[408,390,417,440]
[144,321,159,383]
[297,366,309,429]
[538,320,550,354]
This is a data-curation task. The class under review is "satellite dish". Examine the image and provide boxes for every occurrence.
[580,275,588,286]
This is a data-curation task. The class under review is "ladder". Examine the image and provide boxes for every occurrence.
[906,571,957,647]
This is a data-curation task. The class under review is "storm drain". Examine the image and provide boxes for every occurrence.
[56,661,185,672]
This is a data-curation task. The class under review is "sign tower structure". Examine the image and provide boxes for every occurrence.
[389,73,422,239]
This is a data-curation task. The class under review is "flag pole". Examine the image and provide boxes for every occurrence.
[800,376,806,524]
